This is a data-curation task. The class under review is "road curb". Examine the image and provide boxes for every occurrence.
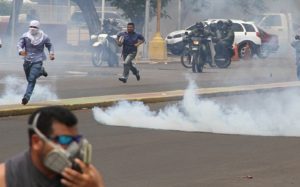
[0,81,300,117]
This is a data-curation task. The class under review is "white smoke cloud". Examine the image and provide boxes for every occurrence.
[93,80,300,137]
[0,76,58,105]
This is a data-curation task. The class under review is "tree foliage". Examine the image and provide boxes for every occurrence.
[106,0,171,32]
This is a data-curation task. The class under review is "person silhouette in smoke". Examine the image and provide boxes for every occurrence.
[17,20,55,105]
[291,32,300,80]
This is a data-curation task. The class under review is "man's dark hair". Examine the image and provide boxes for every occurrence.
[127,22,135,27]
[28,106,78,146]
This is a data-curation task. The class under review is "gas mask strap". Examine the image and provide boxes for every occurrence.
[30,112,62,149]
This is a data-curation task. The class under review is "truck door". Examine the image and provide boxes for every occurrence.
[258,15,288,52]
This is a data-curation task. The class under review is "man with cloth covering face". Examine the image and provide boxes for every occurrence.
[0,106,105,187]
[17,20,55,105]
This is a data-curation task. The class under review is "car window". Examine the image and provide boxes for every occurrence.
[260,15,282,27]
[232,23,244,32]
[242,23,256,32]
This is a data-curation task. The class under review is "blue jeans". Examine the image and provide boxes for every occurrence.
[23,61,43,100]
[122,52,138,78]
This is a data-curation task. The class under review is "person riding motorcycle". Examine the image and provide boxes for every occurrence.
[188,22,212,38]
[213,20,235,59]
[185,22,213,67]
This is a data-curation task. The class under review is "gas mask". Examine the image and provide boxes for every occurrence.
[30,113,92,174]
[29,28,39,36]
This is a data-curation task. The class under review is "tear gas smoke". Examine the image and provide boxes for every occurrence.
[0,76,58,105]
[93,80,300,137]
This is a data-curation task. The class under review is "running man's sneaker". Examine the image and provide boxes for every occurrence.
[41,67,48,77]
[22,97,28,105]
[135,71,140,81]
[118,77,127,83]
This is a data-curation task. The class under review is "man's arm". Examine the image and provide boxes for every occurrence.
[17,37,26,56]
[44,37,55,60]
[134,34,145,47]
[223,30,234,43]
[0,163,7,187]
[116,33,123,47]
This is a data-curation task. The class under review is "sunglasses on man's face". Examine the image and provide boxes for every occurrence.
[49,135,82,145]
[29,26,38,29]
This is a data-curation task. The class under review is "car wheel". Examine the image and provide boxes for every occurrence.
[92,47,105,67]
[180,50,192,68]
[238,43,253,60]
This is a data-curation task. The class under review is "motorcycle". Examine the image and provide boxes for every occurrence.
[213,40,233,68]
[180,44,192,68]
[181,33,214,72]
[90,33,119,67]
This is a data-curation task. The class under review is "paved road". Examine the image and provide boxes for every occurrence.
[1,94,300,187]
[0,55,297,100]
[1,56,300,186]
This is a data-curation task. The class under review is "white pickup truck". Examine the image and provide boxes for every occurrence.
[256,13,294,53]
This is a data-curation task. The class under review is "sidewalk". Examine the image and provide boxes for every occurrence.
[0,81,299,117]
[0,47,180,64]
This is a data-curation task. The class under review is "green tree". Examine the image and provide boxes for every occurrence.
[106,0,171,32]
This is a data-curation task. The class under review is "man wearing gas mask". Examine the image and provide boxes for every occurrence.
[17,20,55,105]
[0,106,105,187]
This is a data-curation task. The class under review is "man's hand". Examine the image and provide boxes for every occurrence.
[19,51,27,56]
[134,40,144,47]
[61,158,105,187]
[116,36,123,47]
[49,53,55,60]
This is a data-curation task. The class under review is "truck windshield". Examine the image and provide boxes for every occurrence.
[260,15,282,27]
